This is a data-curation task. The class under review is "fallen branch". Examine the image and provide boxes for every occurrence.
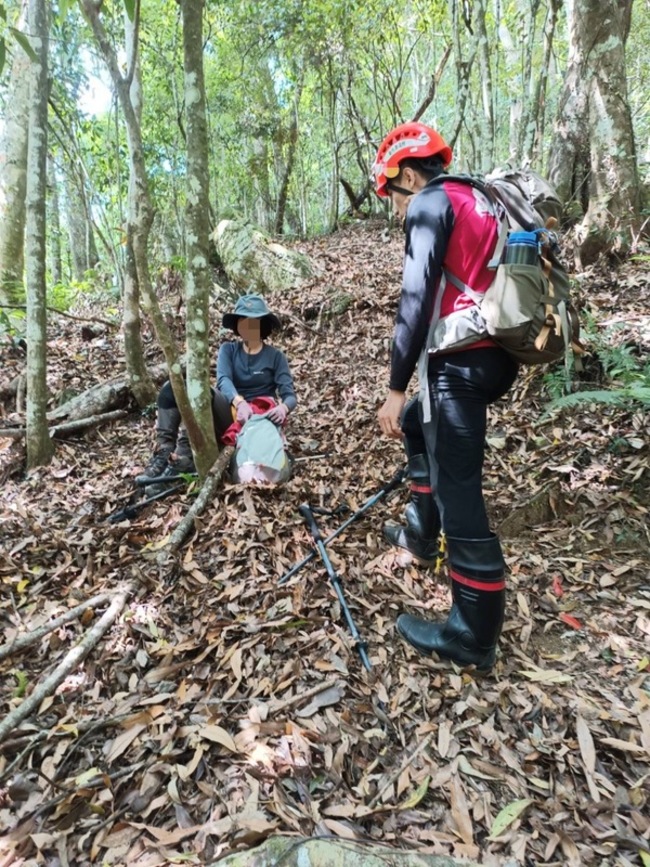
[156,446,234,562]
[0,591,113,662]
[367,731,435,808]
[0,409,129,441]
[0,585,133,746]
[0,303,118,328]
[267,677,343,714]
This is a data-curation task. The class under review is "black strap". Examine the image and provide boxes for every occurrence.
[386,182,416,197]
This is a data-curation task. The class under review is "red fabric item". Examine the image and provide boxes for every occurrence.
[220,396,277,446]
[449,568,506,592]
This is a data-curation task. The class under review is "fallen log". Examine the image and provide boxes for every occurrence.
[46,362,169,422]
[0,585,133,745]
[156,446,234,564]
[0,409,129,440]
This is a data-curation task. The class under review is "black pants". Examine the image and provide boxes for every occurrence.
[158,380,233,441]
[401,347,518,539]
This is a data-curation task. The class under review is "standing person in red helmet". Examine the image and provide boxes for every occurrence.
[373,121,519,672]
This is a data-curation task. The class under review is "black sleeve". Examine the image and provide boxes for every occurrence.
[389,186,455,392]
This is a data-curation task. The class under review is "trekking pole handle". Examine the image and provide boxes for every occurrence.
[298,504,322,542]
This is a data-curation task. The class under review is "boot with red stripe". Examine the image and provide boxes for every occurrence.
[396,535,506,672]
[383,454,441,565]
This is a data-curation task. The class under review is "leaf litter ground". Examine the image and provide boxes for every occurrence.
[1,221,649,866]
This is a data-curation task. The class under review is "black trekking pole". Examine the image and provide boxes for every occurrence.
[298,504,372,673]
[106,483,185,523]
[278,465,407,586]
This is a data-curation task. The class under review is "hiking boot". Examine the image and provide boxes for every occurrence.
[383,453,441,566]
[136,395,182,485]
[135,445,174,485]
[143,454,197,496]
[396,535,506,672]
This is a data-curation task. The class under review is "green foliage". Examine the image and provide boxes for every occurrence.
[47,272,101,311]
[544,385,650,415]
[542,318,650,418]
[9,25,36,61]
[0,307,25,339]
[12,669,28,698]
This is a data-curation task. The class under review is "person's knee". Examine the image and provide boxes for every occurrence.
[401,397,424,440]
[158,380,177,410]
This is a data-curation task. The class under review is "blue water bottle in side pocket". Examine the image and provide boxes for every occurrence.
[504,230,540,265]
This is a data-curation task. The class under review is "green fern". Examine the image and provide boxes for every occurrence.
[542,385,650,419]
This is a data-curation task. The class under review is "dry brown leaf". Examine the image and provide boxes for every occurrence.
[295,684,344,718]
[105,723,147,764]
[449,773,473,846]
[199,724,237,752]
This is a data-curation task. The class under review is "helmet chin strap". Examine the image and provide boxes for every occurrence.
[386,181,415,197]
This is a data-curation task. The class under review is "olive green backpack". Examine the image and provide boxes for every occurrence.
[436,167,583,365]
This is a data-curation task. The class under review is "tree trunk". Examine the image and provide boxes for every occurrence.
[25,0,54,469]
[65,171,99,280]
[447,0,477,157]
[523,0,561,165]
[46,362,169,422]
[80,0,207,463]
[47,155,63,285]
[274,78,303,236]
[121,8,156,408]
[474,0,495,172]
[181,0,218,478]
[123,222,156,407]
[514,0,541,164]
[0,0,30,306]
[548,0,640,264]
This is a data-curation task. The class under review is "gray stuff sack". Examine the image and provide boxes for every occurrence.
[229,414,292,485]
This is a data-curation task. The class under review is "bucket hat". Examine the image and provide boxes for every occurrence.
[222,293,282,339]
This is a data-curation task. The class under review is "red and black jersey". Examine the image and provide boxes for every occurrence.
[390,177,499,393]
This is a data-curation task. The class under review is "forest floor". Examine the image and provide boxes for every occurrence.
[0,219,649,867]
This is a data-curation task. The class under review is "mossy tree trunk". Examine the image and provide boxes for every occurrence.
[0,0,30,307]
[25,0,54,469]
[121,8,156,408]
[181,0,218,478]
[548,0,640,265]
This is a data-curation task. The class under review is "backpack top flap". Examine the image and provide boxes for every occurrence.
[485,168,563,231]
[232,414,291,485]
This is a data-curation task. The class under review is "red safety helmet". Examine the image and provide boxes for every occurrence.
[372,122,453,198]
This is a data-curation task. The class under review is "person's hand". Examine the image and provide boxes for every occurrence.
[267,403,288,425]
[235,400,253,424]
[378,390,406,439]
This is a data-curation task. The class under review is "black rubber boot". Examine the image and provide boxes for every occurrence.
[174,427,196,474]
[383,454,441,565]
[396,535,506,672]
[136,403,181,485]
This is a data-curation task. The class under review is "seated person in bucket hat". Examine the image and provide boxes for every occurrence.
[136,293,297,484]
